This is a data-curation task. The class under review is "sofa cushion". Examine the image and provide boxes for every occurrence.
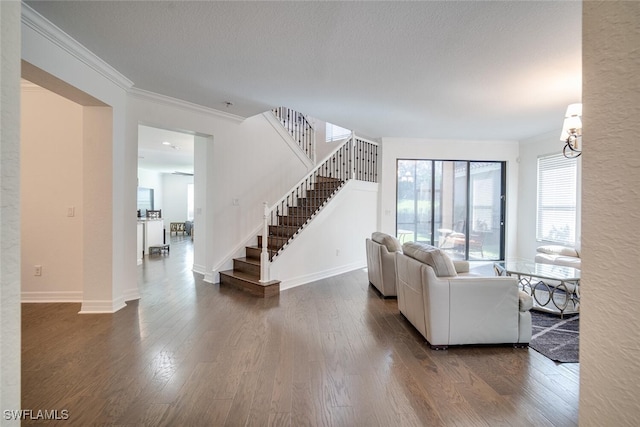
[402,242,457,277]
[537,245,579,258]
[535,253,582,269]
[518,291,534,312]
[371,232,402,253]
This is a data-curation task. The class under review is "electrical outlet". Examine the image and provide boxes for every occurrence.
[34,265,42,276]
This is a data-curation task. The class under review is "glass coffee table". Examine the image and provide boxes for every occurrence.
[494,261,580,318]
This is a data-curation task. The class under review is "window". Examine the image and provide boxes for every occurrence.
[326,123,351,142]
[187,183,194,221]
[537,154,577,245]
[397,160,506,261]
[137,187,154,217]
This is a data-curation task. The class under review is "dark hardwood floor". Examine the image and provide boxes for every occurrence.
[22,236,579,426]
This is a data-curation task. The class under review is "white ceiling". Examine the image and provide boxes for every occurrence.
[26,1,582,143]
[138,125,194,175]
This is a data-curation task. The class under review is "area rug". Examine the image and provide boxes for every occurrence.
[529,310,579,363]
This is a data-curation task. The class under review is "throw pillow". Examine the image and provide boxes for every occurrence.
[537,245,579,258]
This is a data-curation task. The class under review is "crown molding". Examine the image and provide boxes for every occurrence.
[129,87,245,123]
[21,3,134,91]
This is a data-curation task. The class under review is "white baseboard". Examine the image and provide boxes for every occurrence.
[122,287,141,302]
[21,291,83,303]
[204,271,216,284]
[192,263,207,276]
[279,262,366,291]
[193,264,216,283]
[78,297,127,314]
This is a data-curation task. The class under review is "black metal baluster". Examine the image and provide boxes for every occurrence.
[367,141,371,181]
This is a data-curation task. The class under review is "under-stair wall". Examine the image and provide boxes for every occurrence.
[269,179,379,290]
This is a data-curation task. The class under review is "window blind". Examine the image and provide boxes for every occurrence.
[326,123,351,142]
[536,154,577,245]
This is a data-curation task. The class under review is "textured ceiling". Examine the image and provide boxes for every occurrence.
[26,1,582,141]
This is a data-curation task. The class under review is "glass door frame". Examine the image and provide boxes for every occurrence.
[395,159,506,261]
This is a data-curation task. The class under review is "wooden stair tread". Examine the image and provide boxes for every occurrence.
[219,269,280,297]
[220,269,259,281]
[235,257,260,266]
[246,245,278,253]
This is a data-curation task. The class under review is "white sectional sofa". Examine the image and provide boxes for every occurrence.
[365,232,403,297]
[534,245,581,269]
[396,242,532,349]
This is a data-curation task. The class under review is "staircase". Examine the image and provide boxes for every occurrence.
[219,106,378,297]
[219,175,344,297]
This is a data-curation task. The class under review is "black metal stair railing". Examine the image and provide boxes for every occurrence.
[354,137,379,183]
[273,107,315,161]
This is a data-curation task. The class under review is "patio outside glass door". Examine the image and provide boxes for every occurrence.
[397,160,505,261]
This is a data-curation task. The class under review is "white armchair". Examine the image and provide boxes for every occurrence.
[396,242,532,349]
[365,232,402,297]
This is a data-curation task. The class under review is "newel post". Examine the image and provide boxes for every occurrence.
[260,202,270,283]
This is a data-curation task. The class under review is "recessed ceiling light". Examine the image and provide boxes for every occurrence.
[162,141,171,146]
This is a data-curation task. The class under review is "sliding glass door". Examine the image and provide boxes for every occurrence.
[397,160,505,261]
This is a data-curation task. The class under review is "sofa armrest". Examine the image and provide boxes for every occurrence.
[518,290,533,312]
[444,276,521,345]
[379,248,398,296]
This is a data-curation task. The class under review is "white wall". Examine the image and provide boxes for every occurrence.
[162,173,194,225]
[22,4,136,311]
[379,137,520,259]
[129,92,310,282]
[309,117,342,162]
[21,85,84,301]
[580,2,640,425]
[517,129,582,261]
[271,180,379,289]
[81,105,118,312]
[1,0,22,421]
